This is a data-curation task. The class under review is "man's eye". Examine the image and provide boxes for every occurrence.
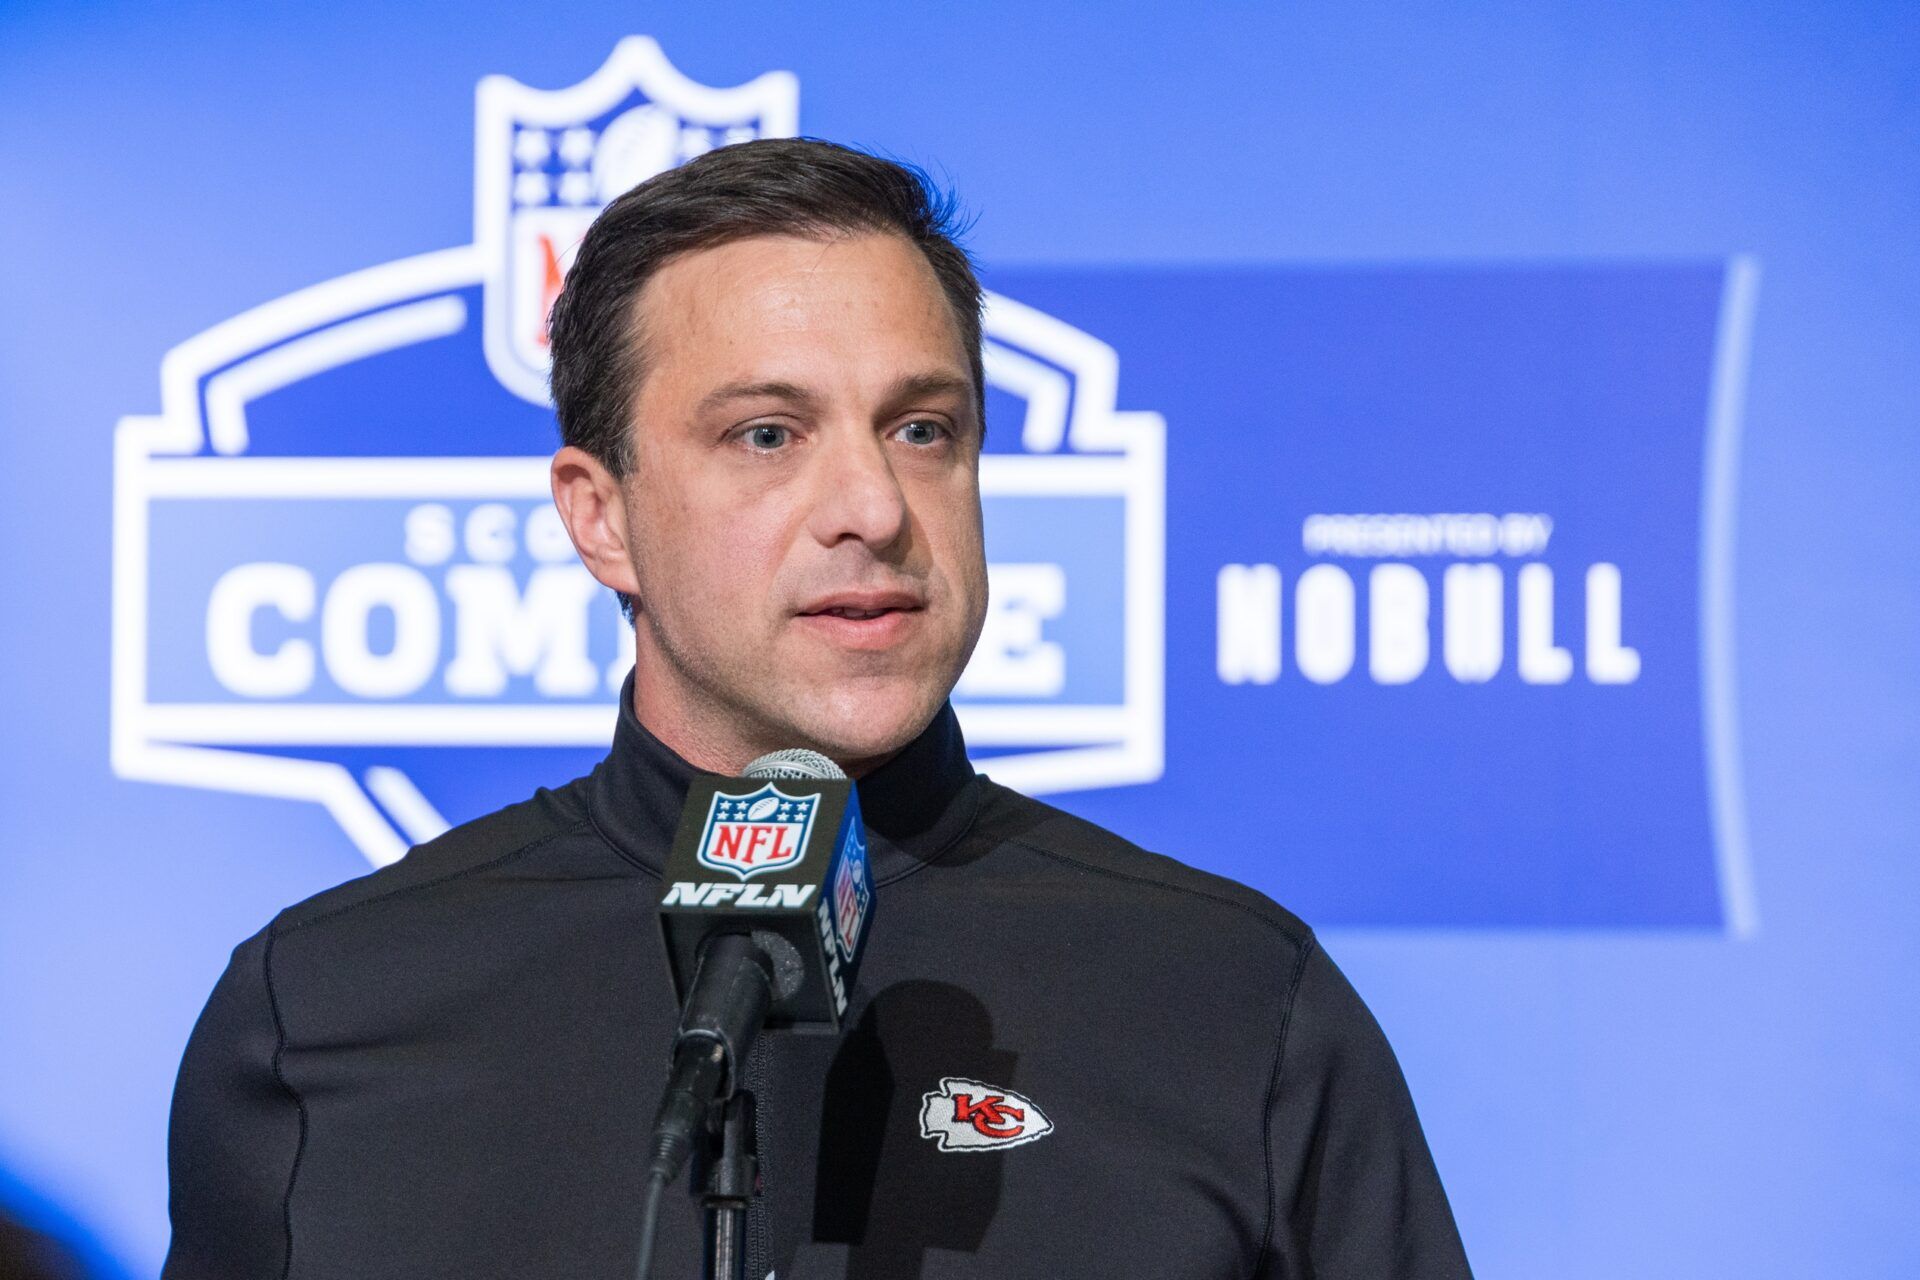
[897,420,946,446]
[744,424,790,450]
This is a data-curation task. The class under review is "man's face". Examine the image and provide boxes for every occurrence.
[607,231,987,771]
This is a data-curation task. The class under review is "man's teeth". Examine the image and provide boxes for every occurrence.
[825,607,888,619]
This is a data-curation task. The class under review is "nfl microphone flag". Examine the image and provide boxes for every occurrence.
[658,775,874,1031]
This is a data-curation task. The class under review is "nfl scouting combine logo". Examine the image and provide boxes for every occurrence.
[696,785,817,880]
[111,40,1165,870]
[113,38,1739,934]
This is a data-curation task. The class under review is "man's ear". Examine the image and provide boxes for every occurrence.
[549,445,642,598]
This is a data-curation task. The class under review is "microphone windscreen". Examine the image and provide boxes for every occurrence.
[743,748,845,780]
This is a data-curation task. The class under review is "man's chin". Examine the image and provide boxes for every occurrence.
[771,686,948,774]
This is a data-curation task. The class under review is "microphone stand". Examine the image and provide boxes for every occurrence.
[650,748,852,1279]
[698,1091,759,1280]
[641,932,773,1280]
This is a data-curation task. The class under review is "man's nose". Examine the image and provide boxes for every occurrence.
[805,425,910,550]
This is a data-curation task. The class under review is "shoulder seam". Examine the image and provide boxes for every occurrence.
[873,777,987,889]
[275,818,595,937]
[1251,932,1313,1280]
[1255,932,1319,1278]
[1001,826,1313,1276]
[999,833,1312,948]
[256,815,591,1272]
[261,926,306,1280]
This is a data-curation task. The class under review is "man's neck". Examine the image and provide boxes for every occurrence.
[626,652,901,780]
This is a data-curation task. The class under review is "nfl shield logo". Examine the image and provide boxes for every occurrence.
[832,826,872,961]
[696,784,819,881]
[474,37,799,405]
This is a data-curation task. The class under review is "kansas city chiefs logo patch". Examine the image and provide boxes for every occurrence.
[918,1078,1052,1152]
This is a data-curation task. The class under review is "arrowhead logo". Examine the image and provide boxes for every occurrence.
[918,1077,1053,1152]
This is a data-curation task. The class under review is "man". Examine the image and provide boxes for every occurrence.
[164,139,1471,1279]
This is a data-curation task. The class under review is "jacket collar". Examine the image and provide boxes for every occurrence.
[586,670,980,884]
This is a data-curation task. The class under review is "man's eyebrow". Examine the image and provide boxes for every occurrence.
[696,379,823,414]
[696,372,977,416]
[883,371,976,408]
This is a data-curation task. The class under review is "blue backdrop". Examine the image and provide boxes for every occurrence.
[2,3,1916,1275]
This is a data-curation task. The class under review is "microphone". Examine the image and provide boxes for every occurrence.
[659,747,875,1032]
[634,748,876,1275]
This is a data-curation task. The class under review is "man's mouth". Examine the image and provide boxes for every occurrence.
[796,593,926,646]
[799,591,925,619]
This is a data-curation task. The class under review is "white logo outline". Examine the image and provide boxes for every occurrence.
[110,41,1167,871]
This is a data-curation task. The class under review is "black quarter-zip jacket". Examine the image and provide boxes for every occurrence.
[163,685,1472,1279]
